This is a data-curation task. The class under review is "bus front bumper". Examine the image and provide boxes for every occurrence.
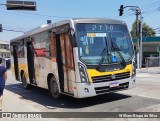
[74,76,136,98]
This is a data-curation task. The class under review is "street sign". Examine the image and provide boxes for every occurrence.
[6,0,36,11]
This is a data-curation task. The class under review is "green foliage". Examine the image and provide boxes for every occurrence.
[130,20,155,38]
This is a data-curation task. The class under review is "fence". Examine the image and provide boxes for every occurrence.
[145,57,160,68]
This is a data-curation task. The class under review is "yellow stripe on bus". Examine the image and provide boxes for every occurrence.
[87,64,132,83]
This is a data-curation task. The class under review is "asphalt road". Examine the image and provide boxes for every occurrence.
[1,68,160,121]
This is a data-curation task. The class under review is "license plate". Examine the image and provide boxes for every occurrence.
[109,82,119,88]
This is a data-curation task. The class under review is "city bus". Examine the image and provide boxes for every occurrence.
[10,18,136,98]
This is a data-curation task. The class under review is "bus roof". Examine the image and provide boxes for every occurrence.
[72,18,125,24]
[10,18,126,43]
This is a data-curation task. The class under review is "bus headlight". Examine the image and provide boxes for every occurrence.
[78,63,89,83]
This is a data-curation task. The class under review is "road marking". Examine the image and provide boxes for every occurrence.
[45,106,57,109]
[137,73,155,77]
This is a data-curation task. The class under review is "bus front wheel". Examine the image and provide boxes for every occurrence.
[21,73,30,89]
[49,77,61,99]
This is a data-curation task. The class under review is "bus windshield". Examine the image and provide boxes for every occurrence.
[76,23,134,65]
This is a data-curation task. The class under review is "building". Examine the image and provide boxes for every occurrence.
[133,36,160,66]
[0,40,10,58]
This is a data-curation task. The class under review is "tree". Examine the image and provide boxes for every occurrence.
[130,20,156,38]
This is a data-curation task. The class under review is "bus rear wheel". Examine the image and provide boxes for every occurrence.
[21,73,30,89]
[49,77,61,99]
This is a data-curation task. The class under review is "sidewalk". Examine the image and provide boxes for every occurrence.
[2,70,34,112]
[1,93,59,121]
[1,70,60,121]
[136,67,160,74]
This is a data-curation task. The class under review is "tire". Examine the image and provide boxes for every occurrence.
[21,73,30,89]
[49,77,61,99]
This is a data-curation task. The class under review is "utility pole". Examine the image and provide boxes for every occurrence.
[135,9,140,69]
[139,10,143,69]
[119,5,143,69]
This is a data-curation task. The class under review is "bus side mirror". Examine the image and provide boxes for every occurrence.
[69,28,77,47]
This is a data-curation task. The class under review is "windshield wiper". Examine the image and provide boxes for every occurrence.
[96,34,127,71]
[110,38,126,67]
[96,46,108,71]
[96,35,111,71]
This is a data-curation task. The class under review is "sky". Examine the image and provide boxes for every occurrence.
[0,0,160,42]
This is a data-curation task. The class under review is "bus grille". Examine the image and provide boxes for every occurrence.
[92,72,130,83]
[95,82,129,94]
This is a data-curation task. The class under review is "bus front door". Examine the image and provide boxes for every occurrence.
[56,33,75,95]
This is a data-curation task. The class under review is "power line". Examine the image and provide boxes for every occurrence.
[0,1,159,20]
[114,9,135,19]
[3,28,25,33]
[4,25,32,30]
[153,27,160,30]
[0,9,66,20]
[141,0,160,19]
[143,7,160,14]
[120,9,135,18]
[17,11,71,19]
[141,1,160,10]
[142,9,160,18]
[0,7,71,19]
[117,1,160,19]
[1,1,159,34]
